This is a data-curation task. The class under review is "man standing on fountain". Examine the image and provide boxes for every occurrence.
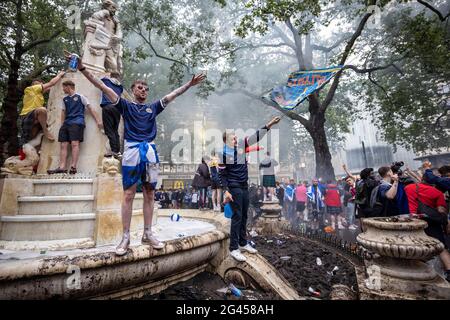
[69,54,206,255]
[220,116,281,262]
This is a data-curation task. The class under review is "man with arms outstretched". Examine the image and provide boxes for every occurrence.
[70,55,206,255]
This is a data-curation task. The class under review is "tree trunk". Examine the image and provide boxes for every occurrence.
[0,61,21,164]
[308,110,335,181]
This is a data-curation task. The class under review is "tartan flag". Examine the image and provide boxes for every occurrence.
[264,66,343,111]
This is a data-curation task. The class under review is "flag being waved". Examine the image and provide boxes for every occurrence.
[265,66,343,111]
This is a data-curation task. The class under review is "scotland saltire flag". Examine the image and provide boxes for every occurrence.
[264,66,343,111]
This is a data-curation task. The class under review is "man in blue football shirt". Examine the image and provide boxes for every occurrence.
[47,80,103,175]
[71,54,206,255]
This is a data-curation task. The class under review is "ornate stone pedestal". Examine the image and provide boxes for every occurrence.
[357,217,450,299]
[254,200,288,235]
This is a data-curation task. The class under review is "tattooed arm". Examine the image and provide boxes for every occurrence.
[161,73,206,106]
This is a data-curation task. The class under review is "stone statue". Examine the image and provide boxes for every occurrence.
[101,156,120,176]
[1,133,43,175]
[82,0,123,77]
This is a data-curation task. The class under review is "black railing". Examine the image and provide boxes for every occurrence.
[288,225,365,264]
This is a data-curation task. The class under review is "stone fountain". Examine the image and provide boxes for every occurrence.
[356,216,450,299]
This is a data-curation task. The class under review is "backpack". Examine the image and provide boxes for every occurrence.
[259,160,271,168]
[355,179,378,207]
[368,185,387,217]
[355,178,381,217]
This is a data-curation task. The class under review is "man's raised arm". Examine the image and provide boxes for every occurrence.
[64,51,118,103]
[246,116,281,146]
[161,73,206,106]
[42,71,66,93]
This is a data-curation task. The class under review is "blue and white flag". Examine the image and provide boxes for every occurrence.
[264,66,343,111]
[122,140,159,190]
[306,185,325,210]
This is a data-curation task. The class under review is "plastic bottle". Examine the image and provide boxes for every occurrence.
[68,53,79,72]
[228,283,242,297]
[224,203,233,219]
[331,266,339,275]
[308,287,321,297]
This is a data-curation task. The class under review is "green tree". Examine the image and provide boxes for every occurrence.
[211,0,383,180]
[359,10,449,153]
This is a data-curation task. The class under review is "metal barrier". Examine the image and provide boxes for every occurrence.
[288,224,365,264]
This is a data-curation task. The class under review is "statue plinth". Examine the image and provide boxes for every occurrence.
[357,216,450,299]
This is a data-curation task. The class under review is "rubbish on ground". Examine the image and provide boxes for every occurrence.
[229,283,242,297]
[216,287,228,294]
[308,287,321,297]
[249,240,256,248]
[170,213,181,222]
[249,230,258,237]
[316,257,322,266]
[276,240,283,245]
[332,266,339,274]
[280,256,291,261]
[266,240,273,243]
[40,250,46,254]
[177,233,186,237]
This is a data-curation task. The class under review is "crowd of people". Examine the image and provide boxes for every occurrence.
[266,160,449,281]
[166,156,450,277]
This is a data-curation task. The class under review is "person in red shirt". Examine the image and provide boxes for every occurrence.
[404,182,450,282]
[295,181,308,220]
[324,180,344,230]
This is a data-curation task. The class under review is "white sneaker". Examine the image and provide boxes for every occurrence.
[338,223,345,230]
[239,243,257,254]
[115,236,130,256]
[349,224,358,230]
[230,249,247,262]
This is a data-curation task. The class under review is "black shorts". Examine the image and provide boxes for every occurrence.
[424,222,447,248]
[327,206,342,215]
[296,201,305,212]
[19,110,37,145]
[211,182,221,189]
[58,124,84,142]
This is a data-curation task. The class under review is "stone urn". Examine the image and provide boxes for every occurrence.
[260,200,282,218]
[254,200,288,235]
[357,216,444,281]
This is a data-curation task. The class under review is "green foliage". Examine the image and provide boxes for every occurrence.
[0,0,77,86]
[234,0,323,38]
[360,12,449,153]
[120,0,233,95]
